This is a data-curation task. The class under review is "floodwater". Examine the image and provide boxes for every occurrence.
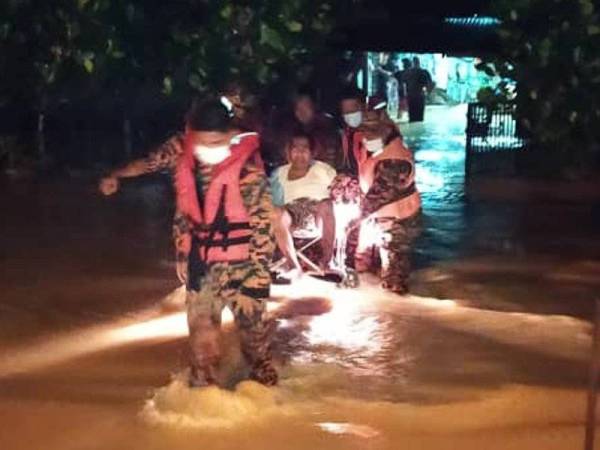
[1,105,600,450]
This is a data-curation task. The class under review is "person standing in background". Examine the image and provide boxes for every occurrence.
[405,57,434,123]
[394,58,412,121]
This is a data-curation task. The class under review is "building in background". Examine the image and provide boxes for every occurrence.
[366,52,499,111]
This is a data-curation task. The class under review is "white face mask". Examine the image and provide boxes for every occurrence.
[193,145,231,165]
[364,138,384,153]
[343,111,363,128]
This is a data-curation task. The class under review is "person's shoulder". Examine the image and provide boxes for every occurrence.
[266,163,288,182]
[158,131,184,148]
[152,132,185,160]
[240,159,268,184]
[272,163,290,176]
[231,131,260,146]
[313,160,336,175]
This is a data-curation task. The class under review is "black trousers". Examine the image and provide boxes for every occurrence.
[408,94,425,122]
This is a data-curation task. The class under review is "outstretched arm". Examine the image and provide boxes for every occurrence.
[98,133,184,195]
[98,158,152,196]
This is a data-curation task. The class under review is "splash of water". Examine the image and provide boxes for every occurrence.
[141,374,292,429]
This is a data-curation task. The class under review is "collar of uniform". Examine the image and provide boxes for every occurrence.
[230,132,259,145]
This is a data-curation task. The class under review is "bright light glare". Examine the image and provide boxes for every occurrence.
[317,422,380,439]
[332,202,361,270]
[108,302,280,344]
[333,202,361,234]
[107,312,188,343]
[416,149,464,163]
[415,297,457,309]
[415,149,444,162]
[0,311,190,378]
[0,288,290,377]
[415,166,444,191]
[304,290,381,354]
[471,136,524,148]
[357,218,383,249]
[307,311,380,351]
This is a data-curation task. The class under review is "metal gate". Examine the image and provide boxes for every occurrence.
[465,102,527,178]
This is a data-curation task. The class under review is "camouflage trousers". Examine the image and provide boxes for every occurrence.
[352,212,421,294]
[186,260,277,387]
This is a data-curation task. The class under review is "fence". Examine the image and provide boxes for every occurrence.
[465,102,527,178]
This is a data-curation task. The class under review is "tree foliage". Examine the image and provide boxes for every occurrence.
[0,0,341,107]
[478,0,600,174]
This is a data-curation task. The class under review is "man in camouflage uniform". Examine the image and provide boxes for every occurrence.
[348,107,422,294]
[174,99,277,387]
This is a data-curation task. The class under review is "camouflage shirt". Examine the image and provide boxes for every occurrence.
[144,132,185,174]
[173,159,275,272]
[361,159,414,218]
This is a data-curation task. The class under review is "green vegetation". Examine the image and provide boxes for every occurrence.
[478,0,600,176]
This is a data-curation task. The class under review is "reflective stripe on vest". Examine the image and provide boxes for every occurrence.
[197,184,252,262]
[200,140,258,263]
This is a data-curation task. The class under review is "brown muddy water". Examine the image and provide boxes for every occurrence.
[1,105,600,449]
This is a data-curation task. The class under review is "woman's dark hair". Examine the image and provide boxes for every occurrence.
[287,129,315,152]
[292,85,317,105]
[339,85,365,103]
[185,98,232,132]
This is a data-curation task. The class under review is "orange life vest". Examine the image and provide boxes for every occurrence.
[175,132,263,263]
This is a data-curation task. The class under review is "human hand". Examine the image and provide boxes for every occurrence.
[99,176,119,196]
[176,260,188,284]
